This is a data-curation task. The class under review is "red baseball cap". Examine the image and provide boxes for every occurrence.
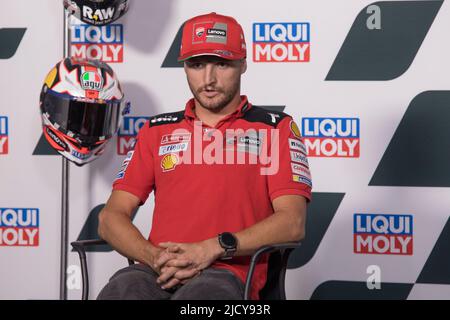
[178,12,247,61]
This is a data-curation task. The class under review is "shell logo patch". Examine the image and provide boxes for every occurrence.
[290,120,301,138]
[161,153,179,172]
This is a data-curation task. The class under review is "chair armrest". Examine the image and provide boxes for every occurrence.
[71,239,108,300]
[71,239,136,300]
[72,239,108,248]
[244,242,301,300]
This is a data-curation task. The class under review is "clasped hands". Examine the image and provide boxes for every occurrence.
[150,238,223,290]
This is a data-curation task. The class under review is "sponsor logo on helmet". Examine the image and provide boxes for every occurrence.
[82,6,116,25]
[45,126,68,152]
[80,71,103,91]
[0,116,8,155]
[71,150,90,160]
[253,22,310,62]
[0,208,39,246]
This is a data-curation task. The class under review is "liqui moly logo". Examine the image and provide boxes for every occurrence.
[0,116,8,155]
[301,118,360,157]
[117,116,149,155]
[354,214,413,255]
[0,208,39,246]
[253,22,310,62]
[71,23,124,63]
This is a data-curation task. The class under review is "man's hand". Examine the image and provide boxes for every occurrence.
[150,245,190,274]
[154,238,224,289]
[150,245,200,290]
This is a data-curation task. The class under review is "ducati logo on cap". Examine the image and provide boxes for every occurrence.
[80,71,104,91]
[195,27,205,37]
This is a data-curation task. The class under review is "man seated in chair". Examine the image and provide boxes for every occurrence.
[97,12,312,300]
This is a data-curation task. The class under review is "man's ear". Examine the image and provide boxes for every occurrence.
[240,59,247,74]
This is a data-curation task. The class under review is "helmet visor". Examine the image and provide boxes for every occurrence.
[42,90,123,140]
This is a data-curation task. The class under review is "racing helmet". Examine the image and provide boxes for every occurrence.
[63,0,129,26]
[39,57,128,166]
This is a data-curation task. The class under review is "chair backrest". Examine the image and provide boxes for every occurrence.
[259,250,289,300]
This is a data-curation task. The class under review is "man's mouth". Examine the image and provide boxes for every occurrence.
[202,89,220,98]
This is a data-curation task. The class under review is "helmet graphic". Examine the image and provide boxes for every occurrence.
[63,0,129,26]
[39,57,128,166]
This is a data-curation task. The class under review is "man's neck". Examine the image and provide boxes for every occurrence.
[193,94,242,128]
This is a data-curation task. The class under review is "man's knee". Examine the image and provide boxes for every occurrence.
[171,268,244,300]
[97,264,170,300]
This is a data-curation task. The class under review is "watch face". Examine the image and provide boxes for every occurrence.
[221,232,237,248]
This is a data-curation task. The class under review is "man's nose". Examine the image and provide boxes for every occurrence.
[204,64,217,86]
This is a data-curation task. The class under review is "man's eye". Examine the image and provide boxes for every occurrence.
[217,62,229,68]
[187,62,203,69]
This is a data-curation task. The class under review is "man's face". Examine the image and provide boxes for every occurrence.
[184,56,247,112]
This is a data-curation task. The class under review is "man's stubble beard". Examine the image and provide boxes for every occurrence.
[188,77,241,113]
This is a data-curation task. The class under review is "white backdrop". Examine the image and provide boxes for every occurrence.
[1,0,450,299]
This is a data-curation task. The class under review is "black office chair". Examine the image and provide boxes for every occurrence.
[71,239,300,300]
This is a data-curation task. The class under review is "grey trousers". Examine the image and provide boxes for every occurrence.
[97,264,245,300]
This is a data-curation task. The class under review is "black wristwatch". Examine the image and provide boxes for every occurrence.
[218,232,238,260]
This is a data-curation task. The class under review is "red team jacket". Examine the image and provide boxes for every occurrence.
[113,96,312,299]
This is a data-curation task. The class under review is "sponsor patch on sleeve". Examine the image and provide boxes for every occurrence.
[290,151,309,167]
[291,162,312,180]
[288,138,307,154]
[115,150,134,180]
[292,174,312,187]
